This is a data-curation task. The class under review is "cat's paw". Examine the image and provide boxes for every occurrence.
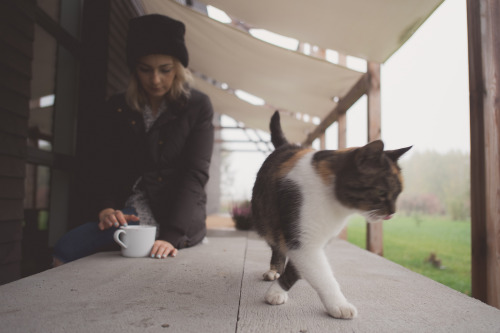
[326,301,358,319]
[263,269,280,281]
[265,283,288,305]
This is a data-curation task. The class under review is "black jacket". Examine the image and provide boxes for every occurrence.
[92,89,214,249]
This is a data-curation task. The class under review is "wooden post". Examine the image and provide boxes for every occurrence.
[337,113,348,240]
[338,114,347,149]
[366,62,383,256]
[467,0,500,309]
[319,133,326,150]
[336,52,348,240]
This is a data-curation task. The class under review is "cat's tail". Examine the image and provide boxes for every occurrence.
[270,111,288,148]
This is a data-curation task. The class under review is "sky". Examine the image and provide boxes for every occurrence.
[220,0,470,201]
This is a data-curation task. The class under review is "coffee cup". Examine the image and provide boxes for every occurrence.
[113,225,156,258]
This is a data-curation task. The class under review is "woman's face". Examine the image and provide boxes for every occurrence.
[135,54,176,102]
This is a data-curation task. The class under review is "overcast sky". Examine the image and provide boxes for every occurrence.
[338,0,470,153]
[221,0,470,201]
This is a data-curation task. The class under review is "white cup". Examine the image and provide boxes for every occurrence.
[113,225,156,258]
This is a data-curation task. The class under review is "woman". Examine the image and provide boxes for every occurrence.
[53,14,214,264]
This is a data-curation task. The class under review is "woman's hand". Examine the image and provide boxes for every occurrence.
[98,208,140,230]
[151,240,178,259]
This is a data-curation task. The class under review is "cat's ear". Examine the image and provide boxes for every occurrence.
[385,146,412,162]
[355,140,385,174]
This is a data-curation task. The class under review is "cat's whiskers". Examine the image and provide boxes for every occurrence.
[362,209,384,223]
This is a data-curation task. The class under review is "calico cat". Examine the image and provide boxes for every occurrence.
[251,111,411,319]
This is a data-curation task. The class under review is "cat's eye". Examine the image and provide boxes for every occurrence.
[378,190,387,197]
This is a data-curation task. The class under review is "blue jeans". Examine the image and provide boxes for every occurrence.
[53,207,139,263]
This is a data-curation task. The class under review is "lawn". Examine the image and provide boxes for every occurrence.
[347,215,471,295]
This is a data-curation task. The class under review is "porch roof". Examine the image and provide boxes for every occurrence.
[140,0,444,144]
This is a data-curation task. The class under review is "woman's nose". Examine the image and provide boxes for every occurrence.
[151,71,161,84]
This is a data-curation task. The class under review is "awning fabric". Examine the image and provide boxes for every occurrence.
[141,0,443,143]
[194,77,316,144]
[203,0,444,64]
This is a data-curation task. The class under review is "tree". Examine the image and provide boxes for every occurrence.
[398,150,470,220]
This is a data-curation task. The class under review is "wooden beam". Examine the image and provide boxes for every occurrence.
[319,133,326,150]
[337,113,347,149]
[335,51,349,241]
[467,0,500,309]
[366,62,383,256]
[337,112,348,240]
[303,73,368,146]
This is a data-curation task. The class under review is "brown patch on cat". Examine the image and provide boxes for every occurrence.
[263,233,275,247]
[278,233,288,253]
[262,232,288,253]
[336,147,357,153]
[391,161,404,190]
[277,148,314,178]
[313,159,335,185]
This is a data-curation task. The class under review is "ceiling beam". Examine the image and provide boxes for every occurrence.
[303,73,368,146]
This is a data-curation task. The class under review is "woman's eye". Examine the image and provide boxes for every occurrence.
[160,69,172,74]
[138,67,150,73]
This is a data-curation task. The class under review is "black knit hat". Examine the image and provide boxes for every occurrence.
[126,14,189,69]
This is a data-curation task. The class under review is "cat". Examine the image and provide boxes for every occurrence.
[251,111,411,319]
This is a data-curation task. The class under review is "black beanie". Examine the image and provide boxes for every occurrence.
[126,14,189,70]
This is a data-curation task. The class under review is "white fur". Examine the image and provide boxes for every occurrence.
[264,151,358,319]
[265,282,289,305]
[263,270,280,281]
[287,152,355,244]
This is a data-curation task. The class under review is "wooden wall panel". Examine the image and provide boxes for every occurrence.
[0,46,31,84]
[0,65,31,97]
[0,155,25,178]
[0,88,29,118]
[0,0,33,285]
[106,0,141,97]
[0,110,28,137]
[0,178,25,199]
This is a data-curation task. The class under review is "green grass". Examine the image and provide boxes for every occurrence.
[347,215,471,295]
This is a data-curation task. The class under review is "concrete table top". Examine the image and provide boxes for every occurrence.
[1,229,499,332]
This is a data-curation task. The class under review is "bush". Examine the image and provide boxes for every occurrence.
[230,201,253,230]
[398,193,446,216]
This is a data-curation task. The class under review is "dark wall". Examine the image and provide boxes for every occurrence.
[71,0,142,227]
[0,1,33,284]
[0,0,143,284]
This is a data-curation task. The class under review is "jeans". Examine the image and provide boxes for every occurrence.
[53,207,139,263]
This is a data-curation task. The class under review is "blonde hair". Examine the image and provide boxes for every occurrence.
[125,57,193,111]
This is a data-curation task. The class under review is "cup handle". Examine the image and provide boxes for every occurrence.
[113,229,127,249]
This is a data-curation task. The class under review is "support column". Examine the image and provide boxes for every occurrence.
[366,62,383,255]
[337,113,348,240]
[336,52,349,240]
[467,0,500,309]
[319,133,326,150]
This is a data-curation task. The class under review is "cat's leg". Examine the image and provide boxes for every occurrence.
[289,249,357,319]
[263,246,286,281]
[265,260,300,305]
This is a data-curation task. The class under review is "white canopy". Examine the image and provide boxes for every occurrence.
[141,0,443,144]
[203,0,444,64]
[194,77,316,144]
